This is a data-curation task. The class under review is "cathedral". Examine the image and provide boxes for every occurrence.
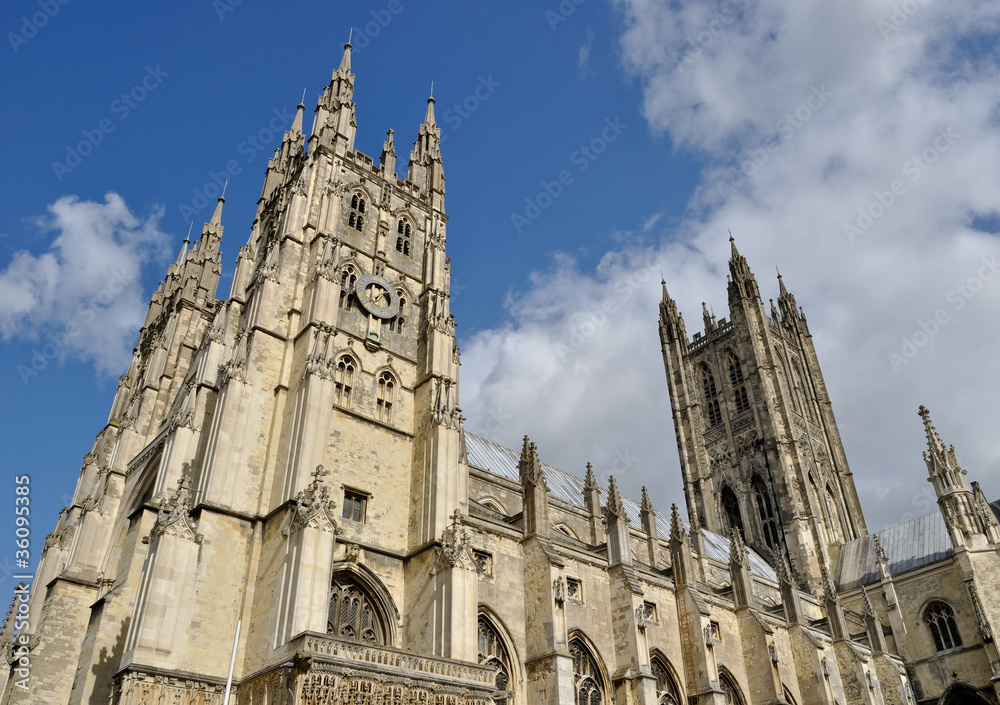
[6,44,1000,705]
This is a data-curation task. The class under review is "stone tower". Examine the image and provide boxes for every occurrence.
[658,238,867,593]
[16,43,489,705]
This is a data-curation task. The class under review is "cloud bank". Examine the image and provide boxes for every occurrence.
[460,0,1000,530]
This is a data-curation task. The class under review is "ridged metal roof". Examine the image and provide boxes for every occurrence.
[465,432,776,581]
[836,511,953,590]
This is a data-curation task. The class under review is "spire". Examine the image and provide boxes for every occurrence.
[727,232,760,300]
[582,463,604,545]
[919,405,968,491]
[518,436,546,488]
[657,275,686,343]
[380,128,396,175]
[640,486,653,514]
[776,268,799,323]
[702,301,713,331]
[584,462,597,491]
[291,99,304,135]
[210,196,224,227]
[606,475,623,519]
[174,223,192,268]
[669,503,686,545]
[408,92,444,200]
[338,41,352,73]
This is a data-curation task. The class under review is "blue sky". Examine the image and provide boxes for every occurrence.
[2,0,1000,576]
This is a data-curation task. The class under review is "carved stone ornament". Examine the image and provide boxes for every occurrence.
[553,576,566,605]
[704,624,716,647]
[635,605,648,631]
[768,642,779,664]
[968,582,994,643]
[430,512,477,575]
[151,469,203,543]
[284,465,340,536]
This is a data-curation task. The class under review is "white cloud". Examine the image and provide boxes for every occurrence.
[579,26,596,77]
[459,0,1000,531]
[0,193,170,377]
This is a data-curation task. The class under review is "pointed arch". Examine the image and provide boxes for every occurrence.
[718,668,746,705]
[375,369,396,424]
[938,682,992,704]
[720,484,744,541]
[478,608,520,704]
[339,263,360,310]
[701,364,722,427]
[328,562,399,645]
[569,630,609,705]
[478,497,508,515]
[650,650,684,705]
[725,350,751,414]
[348,191,367,231]
[923,600,962,652]
[333,353,358,408]
[752,476,780,552]
[395,217,412,256]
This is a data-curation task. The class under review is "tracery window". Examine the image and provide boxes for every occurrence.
[388,296,406,332]
[925,602,962,652]
[478,615,514,703]
[753,479,780,551]
[701,366,722,427]
[727,353,751,413]
[349,194,366,231]
[651,656,681,705]
[339,266,358,310]
[334,355,356,407]
[396,218,412,256]
[719,671,746,705]
[327,574,387,645]
[721,486,744,541]
[376,371,395,424]
[570,637,603,705]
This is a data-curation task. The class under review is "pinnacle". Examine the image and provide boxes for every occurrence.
[918,405,946,455]
[606,475,623,517]
[209,196,224,227]
[669,503,685,543]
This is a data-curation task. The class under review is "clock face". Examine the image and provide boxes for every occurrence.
[354,272,401,319]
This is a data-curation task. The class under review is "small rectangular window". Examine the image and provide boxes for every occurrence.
[566,577,583,602]
[473,550,493,575]
[342,489,368,523]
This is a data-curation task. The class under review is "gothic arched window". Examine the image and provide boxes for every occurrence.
[388,296,405,333]
[753,479,779,551]
[701,366,722,427]
[721,486,744,541]
[339,266,358,310]
[349,194,366,231]
[396,218,412,256]
[651,655,682,705]
[570,637,604,705]
[825,484,845,543]
[925,602,962,652]
[727,353,751,413]
[478,615,515,704]
[334,355,356,408]
[719,670,746,705]
[376,371,395,424]
[328,573,388,645]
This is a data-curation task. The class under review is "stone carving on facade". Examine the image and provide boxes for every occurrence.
[432,377,462,430]
[344,543,362,562]
[430,512,477,575]
[285,465,340,537]
[704,624,717,647]
[769,641,779,664]
[872,534,888,565]
[168,379,198,430]
[151,469,202,544]
[306,328,338,381]
[635,605,648,631]
[553,576,565,605]
[822,568,840,605]
[220,331,249,384]
[968,582,994,643]
[729,528,747,566]
[313,235,339,282]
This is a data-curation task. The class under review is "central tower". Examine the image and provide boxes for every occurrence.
[658,238,867,592]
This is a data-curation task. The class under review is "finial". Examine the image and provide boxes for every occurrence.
[669,503,685,543]
[729,228,734,243]
[300,87,307,107]
[606,475,623,518]
[430,80,434,99]
[221,179,228,199]
[184,222,193,245]
[640,486,653,513]
[348,27,353,44]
